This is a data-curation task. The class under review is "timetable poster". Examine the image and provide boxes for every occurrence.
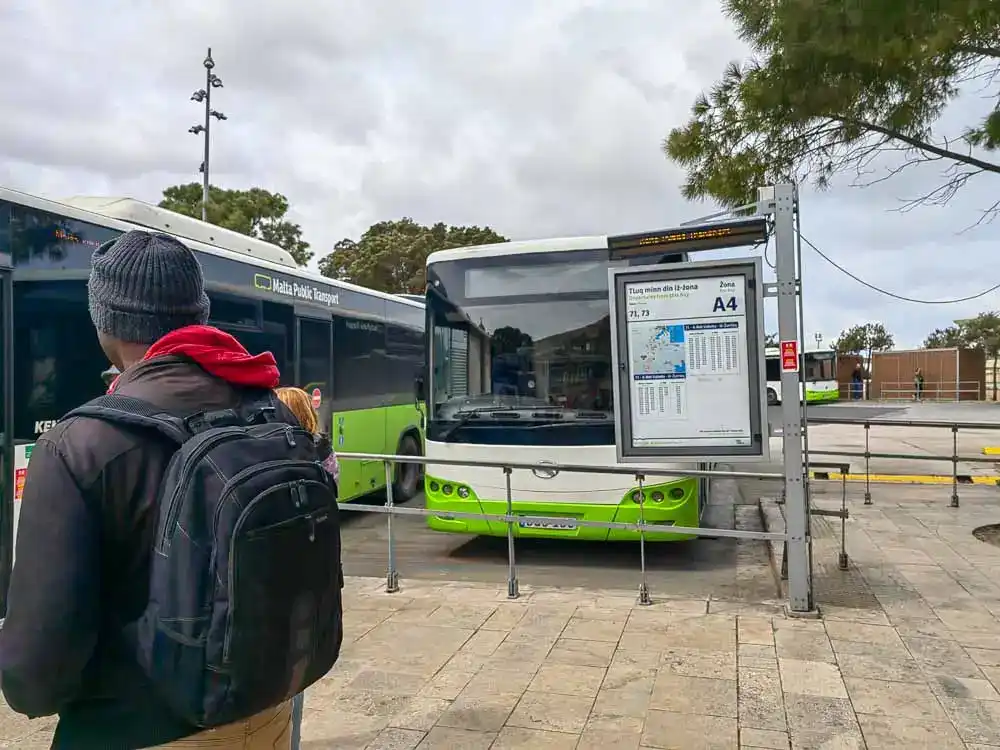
[624,274,753,449]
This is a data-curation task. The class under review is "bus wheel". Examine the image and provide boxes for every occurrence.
[392,434,422,502]
[767,388,778,405]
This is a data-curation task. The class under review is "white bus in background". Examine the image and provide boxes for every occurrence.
[422,233,701,542]
[764,346,839,405]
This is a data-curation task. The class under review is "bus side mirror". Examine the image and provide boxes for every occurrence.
[414,372,426,402]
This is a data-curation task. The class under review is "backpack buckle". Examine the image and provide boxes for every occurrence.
[184,413,208,433]
[246,406,277,425]
[185,409,243,433]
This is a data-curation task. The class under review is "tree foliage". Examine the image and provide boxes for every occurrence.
[923,325,969,348]
[834,322,895,358]
[764,332,779,348]
[159,183,313,266]
[925,311,1000,398]
[319,218,508,294]
[664,0,1000,221]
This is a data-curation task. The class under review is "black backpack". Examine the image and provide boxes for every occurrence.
[61,391,344,728]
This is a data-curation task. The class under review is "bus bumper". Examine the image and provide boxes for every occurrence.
[423,475,700,542]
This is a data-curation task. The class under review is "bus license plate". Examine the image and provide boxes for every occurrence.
[519,518,577,530]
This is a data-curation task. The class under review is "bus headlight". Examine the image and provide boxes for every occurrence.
[631,490,643,503]
[651,491,664,503]
[457,486,470,498]
[442,484,454,495]
[429,481,440,493]
[669,487,685,500]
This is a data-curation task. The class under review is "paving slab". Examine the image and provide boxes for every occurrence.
[5,472,1000,747]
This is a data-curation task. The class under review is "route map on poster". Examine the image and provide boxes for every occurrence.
[624,274,753,449]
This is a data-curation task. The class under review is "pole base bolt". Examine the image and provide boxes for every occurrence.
[386,571,399,594]
[507,580,520,600]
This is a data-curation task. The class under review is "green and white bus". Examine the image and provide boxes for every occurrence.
[0,187,424,604]
[763,347,839,404]
[422,234,701,542]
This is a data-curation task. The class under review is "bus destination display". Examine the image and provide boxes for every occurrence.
[623,274,753,449]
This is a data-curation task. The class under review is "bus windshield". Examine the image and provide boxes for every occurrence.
[803,351,835,382]
[427,250,618,446]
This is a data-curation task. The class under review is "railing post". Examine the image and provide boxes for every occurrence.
[290,692,304,750]
[951,425,960,508]
[863,423,872,505]
[636,474,652,606]
[504,467,519,599]
[383,460,400,593]
[838,473,848,571]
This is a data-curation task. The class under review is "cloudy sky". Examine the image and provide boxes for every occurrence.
[1,0,997,348]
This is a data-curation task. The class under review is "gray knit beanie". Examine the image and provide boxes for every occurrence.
[88,230,211,345]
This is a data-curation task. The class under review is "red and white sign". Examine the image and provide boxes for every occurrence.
[311,387,322,409]
[780,340,799,372]
[14,467,27,503]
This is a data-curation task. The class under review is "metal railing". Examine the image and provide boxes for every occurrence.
[806,415,1000,507]
[778,460,850,580]
[336,452,788,606]
[874,381,982,402]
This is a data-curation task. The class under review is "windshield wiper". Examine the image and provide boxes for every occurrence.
[436,407,518,441]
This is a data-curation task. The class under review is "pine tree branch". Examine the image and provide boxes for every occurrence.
[828,115,1000,173]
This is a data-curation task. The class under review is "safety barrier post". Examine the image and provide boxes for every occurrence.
[290,692,304,749]
[636,473,652,606]
[504,467,519,599]
[951,426,960,508]
[383,460,400,593]
[838,472,848,571]
[863,423,872,505]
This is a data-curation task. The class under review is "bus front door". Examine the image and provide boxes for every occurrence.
[0,261,13,618]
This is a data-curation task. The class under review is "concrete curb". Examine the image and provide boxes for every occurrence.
[810,471,1000,485]
[758,496,787,598]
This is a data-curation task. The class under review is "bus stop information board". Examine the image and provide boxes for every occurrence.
[609,258,768,463]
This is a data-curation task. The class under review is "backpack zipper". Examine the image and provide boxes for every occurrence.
[210,459,326,542]
[157,425,299,551]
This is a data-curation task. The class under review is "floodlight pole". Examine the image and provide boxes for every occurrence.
[201,50,212,221]
[189,48,226,222]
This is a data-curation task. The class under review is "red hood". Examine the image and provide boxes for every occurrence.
[108,325,280,392]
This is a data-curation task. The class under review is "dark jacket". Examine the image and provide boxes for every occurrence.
[0,326,282,749]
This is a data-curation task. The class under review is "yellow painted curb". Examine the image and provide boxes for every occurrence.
[982,447,1000,456]
[810,472,1000,486]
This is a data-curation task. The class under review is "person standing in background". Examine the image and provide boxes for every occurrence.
[851,363,864,400]
[914,368,925,401]
[275,386,339,486]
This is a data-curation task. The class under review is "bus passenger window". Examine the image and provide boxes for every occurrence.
[298,317,332,395]
[333,316,386,406]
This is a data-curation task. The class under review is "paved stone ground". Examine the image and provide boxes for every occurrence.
[5,481,1000,748]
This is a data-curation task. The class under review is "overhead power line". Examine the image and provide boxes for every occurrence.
[798,232,1000,305]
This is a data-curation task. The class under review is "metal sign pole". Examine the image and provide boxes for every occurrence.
[772,184,813,614]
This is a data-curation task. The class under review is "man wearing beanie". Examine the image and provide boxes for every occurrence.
[0,230,294,748]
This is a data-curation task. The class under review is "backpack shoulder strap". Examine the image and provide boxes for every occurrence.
[62,394,191,445]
